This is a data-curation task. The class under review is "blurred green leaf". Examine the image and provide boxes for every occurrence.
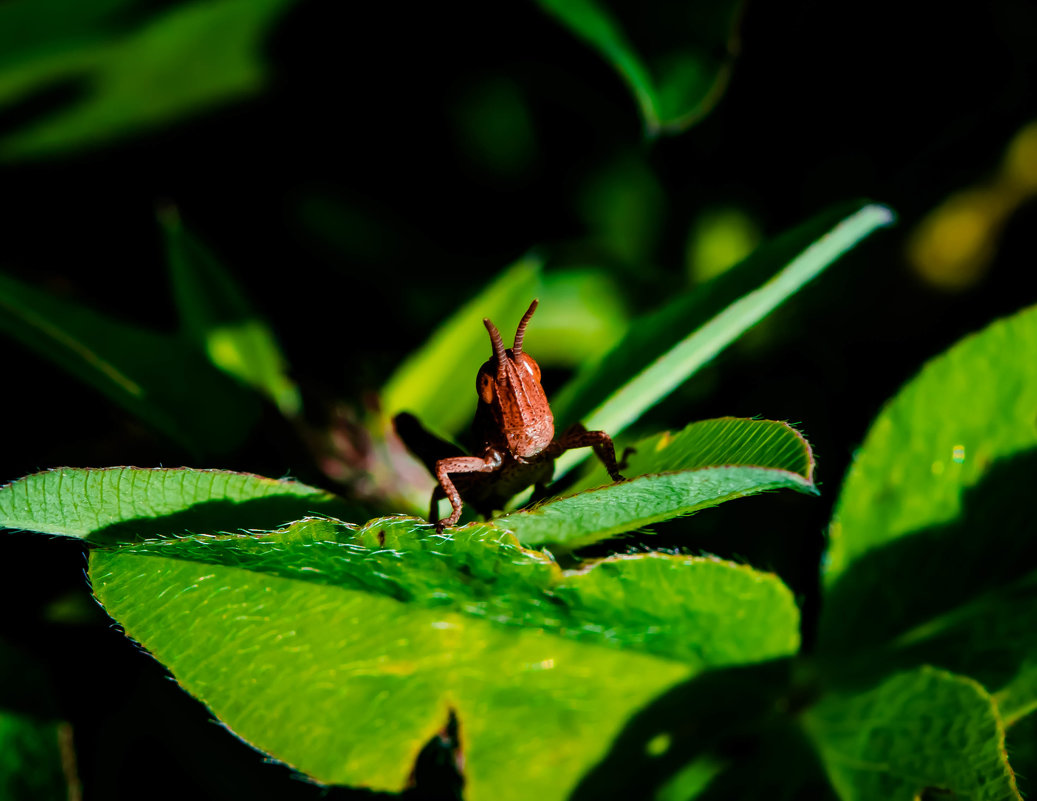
[0,466,360,543]
[686,207,762,284]
[452,76,537,180]
[536,0,743,136]
[820,305,1037,673]
[577,152,666,264]
[381,256,542,437]
[0,272,260,455]
[551,202,895,479]
[0,0,294,160]
[654,756,726,801]
[803,666,1019,801]
[0,713,67,801]
[519,268,629,366]
[89,515,799,799]
[0,638,69,801]
[162,209,301,417]
[501,418,816,550]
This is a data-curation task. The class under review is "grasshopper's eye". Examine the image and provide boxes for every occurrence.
[477,370,495,404]
[516,352,541,382]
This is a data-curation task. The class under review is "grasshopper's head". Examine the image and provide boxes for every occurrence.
[476,299,554,458]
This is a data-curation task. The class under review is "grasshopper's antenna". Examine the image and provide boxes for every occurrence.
[483,317,507,376]
[512,298,538,356]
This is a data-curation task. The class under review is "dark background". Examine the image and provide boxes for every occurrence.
[1,0,1035,797]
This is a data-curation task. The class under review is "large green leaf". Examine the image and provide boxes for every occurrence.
[89,516,799,800]
[162,209,301,417]
[0,272,260,455]
[550,202,895,480]
[803,667,1019,801]
[0,0,294,160]
[0,467,359,543]
[535,0,743,136]
[499,418,816,550]
[820,305,1037,690]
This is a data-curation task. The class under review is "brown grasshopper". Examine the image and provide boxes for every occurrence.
[395,299,626,531]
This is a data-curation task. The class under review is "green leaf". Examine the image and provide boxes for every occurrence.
[89,516,800,799]
[161,209,301,417]
[535,0,743,136]
[522,268,629,366]
[381,256,542,437]
[0,638,69,801]
[499,418,816,550]
[0,467,359,543]
[0,0,294,160]
[0,271,260,455]
[803,666,1020,801]
[550,202,895,480]
[820,305,1037,669]
[0,714,67,801]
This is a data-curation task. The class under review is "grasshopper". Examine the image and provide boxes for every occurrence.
[396,299,625,531]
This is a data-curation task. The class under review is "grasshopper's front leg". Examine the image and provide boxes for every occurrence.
[433,451,503,531]
[548,423,628,481]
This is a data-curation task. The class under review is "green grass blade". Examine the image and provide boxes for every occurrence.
[162,209,301,417]
[0,272,260,455]
[550,202,894,481]
[0,467,359,543]
[803,667,1020,801]
[499,418,816,550]
[89,515,799,799]
[820,304,1037,667]
[0,0,294,160]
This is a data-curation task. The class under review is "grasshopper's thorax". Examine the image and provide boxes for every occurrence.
[475,300,554,460]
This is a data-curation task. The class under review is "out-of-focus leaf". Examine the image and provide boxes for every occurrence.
[820,305,1037,670]
[654,756,726,801]
[0,638,70,801]
[550,202,895,479]
[89,515,799,800]
[686,207,762,284]
[535,0,743,136]
[0,466,360,543]
[162,209,301,417]
[521,268,628,366]
[577,152,666,265]
[0,272,259,455]
[381,256,542,437]
[0,0,295,160]
[803,667,1020,801]
[0,713,67,801]
[501,418,816,550]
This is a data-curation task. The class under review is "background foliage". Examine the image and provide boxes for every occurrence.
[1,0,1037,798]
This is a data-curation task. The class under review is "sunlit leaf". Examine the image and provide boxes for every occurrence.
[500,418,816,550]
[0,466,360,543]
[821,304,1037,668]
[89,516,799,799]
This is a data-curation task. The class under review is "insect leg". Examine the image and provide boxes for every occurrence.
[549,423,626,481]
[434,452,502,531]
